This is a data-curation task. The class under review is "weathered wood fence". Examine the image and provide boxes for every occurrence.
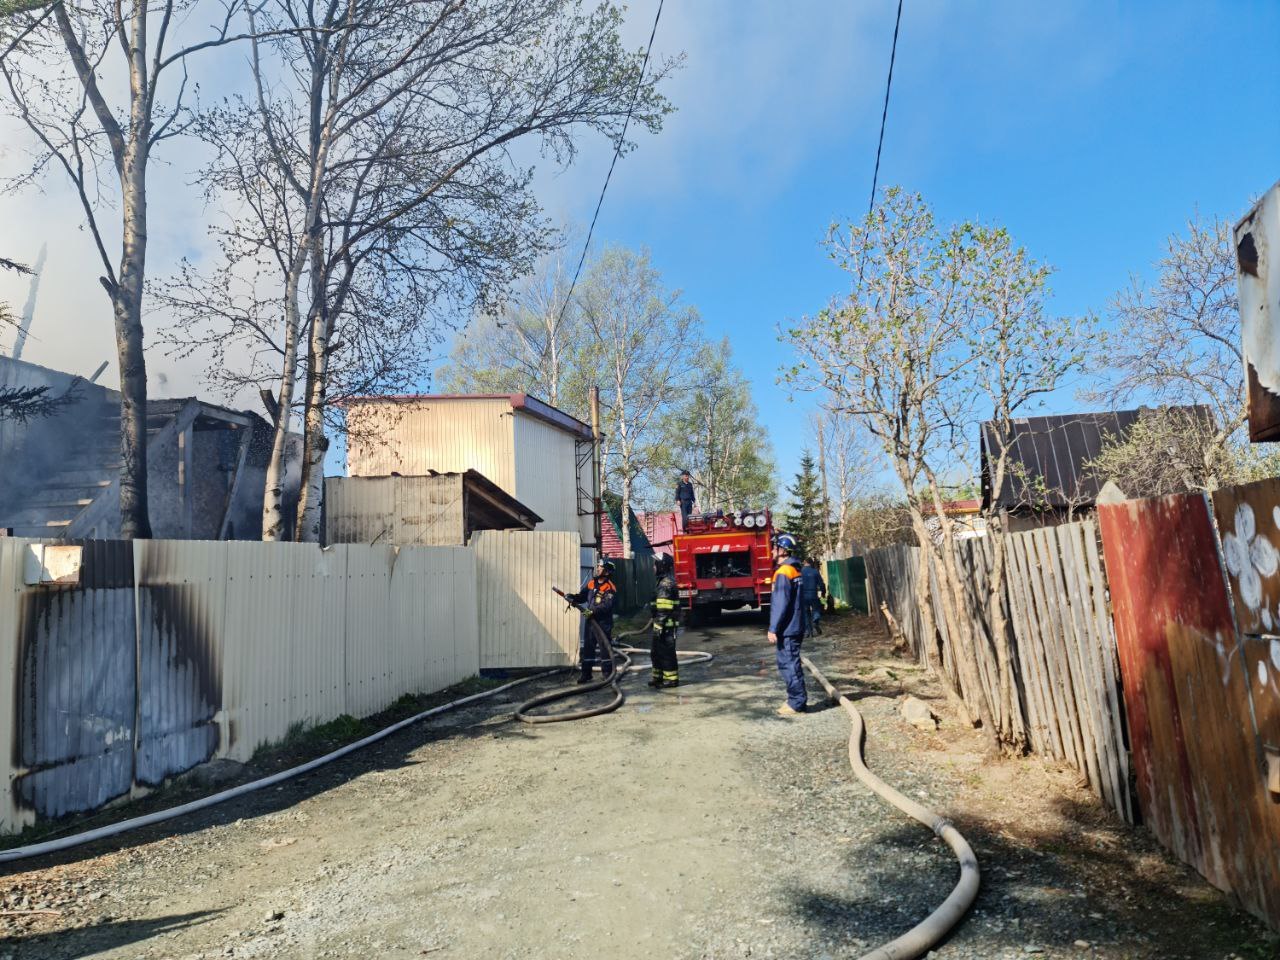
[866,521,1132,823]
[867,496,1280,932]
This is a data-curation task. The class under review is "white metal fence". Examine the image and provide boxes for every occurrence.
[0,537,486,835]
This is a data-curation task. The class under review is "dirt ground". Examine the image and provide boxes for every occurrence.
[1,613,1276,960]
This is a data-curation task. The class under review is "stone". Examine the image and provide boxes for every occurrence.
[900,696,937,731]
[182,758,246,789]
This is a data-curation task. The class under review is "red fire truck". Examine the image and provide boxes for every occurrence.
[672,509,775,623]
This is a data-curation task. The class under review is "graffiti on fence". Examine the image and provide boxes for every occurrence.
[1099,491,1280,931]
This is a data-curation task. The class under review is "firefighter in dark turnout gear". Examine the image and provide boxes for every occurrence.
[565,559,618,682]
[649,554,681,688]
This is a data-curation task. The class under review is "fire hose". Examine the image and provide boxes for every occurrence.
[514,601,713,724]
[801,654,980,960]
[0,672,556,865]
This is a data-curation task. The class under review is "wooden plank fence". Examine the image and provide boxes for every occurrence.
[864,520,1133,823]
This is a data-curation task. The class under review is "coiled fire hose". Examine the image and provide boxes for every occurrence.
[515,617,714,724]
[801,655,980,960]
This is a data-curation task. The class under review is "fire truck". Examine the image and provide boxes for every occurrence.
[672,509,775,623]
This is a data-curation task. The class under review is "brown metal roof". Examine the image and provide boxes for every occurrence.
[980,406,1215,511]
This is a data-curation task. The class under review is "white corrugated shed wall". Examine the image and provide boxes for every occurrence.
[473,530,580,668]
[512,412,597,570]
[345,398,515,489]
[324,475,466,546]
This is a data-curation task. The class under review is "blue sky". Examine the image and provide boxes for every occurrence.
[2,1,1277,494]
[493,0,1280,489]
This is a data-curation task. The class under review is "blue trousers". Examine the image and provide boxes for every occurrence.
[775,633,807,709]
[580,620,614,678]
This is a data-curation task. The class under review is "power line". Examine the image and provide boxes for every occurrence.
[554,0,664,326]
[865,0,904,224]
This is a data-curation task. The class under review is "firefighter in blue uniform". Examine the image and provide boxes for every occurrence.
[565,559,618,683]
[768,533,807,716]
[649,553,681,688]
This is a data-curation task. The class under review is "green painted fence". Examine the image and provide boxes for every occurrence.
[825,556,868,613]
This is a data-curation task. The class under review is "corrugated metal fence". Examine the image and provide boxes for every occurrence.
[825,556,868,613]
[0,535,535,835]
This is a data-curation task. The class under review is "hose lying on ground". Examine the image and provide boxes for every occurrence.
[801,654,980,960]
[515,619,714,724]
[0,672,557,865]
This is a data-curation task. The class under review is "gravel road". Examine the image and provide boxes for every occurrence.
[1,613,1275,960]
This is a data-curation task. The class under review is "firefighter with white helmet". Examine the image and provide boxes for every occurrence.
[564,558,618,683]
[649,553,681,688]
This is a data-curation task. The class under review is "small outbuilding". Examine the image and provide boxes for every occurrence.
[323,470,541,546]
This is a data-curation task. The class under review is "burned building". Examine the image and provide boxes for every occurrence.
[0,356,299,540]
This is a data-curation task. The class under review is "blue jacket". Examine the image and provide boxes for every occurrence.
[567,577,616,632]
[769,556,805,637]
[800,565,826,600]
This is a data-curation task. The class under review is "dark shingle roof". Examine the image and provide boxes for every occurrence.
[980,406,1214,511]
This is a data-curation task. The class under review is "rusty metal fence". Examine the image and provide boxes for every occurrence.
[867,488,1280,931]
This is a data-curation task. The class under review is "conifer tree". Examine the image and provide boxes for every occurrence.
[782,452,825,556]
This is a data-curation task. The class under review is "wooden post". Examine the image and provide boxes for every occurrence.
[589,386,603,564]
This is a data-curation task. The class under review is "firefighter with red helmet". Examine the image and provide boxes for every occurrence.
[564,558,618,683]
[649,553,681,688]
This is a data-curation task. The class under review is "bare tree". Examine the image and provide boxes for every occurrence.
[785,188,990,729]
[1083,213,1244,482]
[578,245,700,557]
[811,406,880,556]
[158,0,672,541]
[0,0,272,537]
[969,225,1095,751]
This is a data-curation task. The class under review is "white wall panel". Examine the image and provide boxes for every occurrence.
[473,530,580,668]
[345,399,515,491]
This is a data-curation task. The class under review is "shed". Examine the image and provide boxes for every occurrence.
[980,405,1213,527]
[343,394,597,568]
[323,471,541,546]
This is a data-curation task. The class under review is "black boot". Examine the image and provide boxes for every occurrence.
[576,672,592,684]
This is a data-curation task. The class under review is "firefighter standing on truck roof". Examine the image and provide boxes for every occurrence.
[768,533,807,716]
[675,470,696,527]
[649,554,681,688]
[563,559,617,683]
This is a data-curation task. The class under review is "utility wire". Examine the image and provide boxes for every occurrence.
[554,0,664,326]
[866,0,904,224]
[857,0,904,291]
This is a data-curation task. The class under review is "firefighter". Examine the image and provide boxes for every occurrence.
[801,557,827,637]
[649,553,680,688]
[564,559,618,683]
[768,533,807,716]
[675,470,696,527]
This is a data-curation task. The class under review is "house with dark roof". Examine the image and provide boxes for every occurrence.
[980,406,1215,529]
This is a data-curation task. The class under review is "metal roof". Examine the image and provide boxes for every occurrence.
[980,406,1215,511]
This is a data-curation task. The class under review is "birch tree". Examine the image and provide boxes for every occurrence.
[438,250,594,422]
[578,245,700,557]
[652,338,775,512]
[0,0,268,538]
[159,0,672,541]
